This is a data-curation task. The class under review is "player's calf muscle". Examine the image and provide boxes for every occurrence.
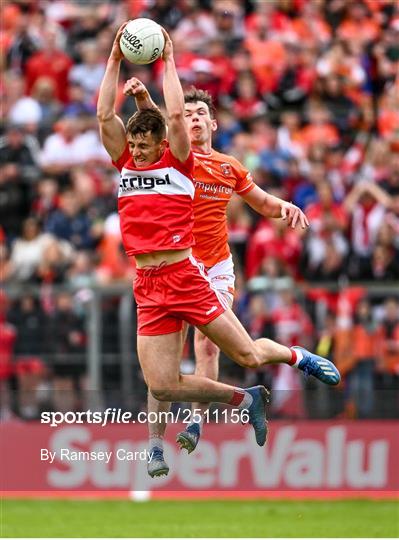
[254,338,291,364]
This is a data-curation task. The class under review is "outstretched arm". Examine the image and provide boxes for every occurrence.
[242,185,309,229]
[97,24,127,162]
[161,29,190,163]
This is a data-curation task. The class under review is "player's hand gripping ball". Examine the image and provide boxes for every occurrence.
[119,18,165,65]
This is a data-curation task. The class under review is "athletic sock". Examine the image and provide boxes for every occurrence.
[149,436,163,450]
[288,346,303,367]
[229,388,253,409]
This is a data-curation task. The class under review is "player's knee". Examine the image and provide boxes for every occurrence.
[149,385,170,402]
[198,338,219,362]
[234,349,262,369]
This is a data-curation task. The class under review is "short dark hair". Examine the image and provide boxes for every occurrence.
[184,87,216,118]
[126,109,166,143]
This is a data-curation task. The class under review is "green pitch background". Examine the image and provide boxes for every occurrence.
[1,499,398,537]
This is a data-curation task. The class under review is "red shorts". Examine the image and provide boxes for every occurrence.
[133,255,227,336]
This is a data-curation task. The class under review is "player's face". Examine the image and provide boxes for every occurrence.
[127,131,166,167]
[184,101,217,145]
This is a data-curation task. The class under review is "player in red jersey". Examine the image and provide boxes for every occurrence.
[126,81,313,475]
[127,82,343,476]
[98,25,341,476]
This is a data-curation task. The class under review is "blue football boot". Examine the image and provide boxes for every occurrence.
[293,346,341,385]
[246,385,269,446]
[176,422,201,454]
[147,446,169,478]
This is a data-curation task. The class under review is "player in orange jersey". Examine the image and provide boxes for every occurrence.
[124,79,337,477]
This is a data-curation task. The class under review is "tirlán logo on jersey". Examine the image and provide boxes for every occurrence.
[119,174,171,192]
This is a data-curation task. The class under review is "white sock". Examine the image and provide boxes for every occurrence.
[149,436,163,450]
[237,391,253,409]
[291,346,304,368]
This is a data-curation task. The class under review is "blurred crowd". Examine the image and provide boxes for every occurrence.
[0,0,398,420]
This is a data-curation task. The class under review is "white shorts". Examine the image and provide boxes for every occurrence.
[206,255,235,306]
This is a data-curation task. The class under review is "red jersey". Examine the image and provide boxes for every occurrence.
[192,149,255,267]
[25,51,73,104]
[113,146,195,256]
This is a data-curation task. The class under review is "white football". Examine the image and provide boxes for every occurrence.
[119,19,165,65]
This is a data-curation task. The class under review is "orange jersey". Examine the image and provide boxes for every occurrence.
[192,149,255,267]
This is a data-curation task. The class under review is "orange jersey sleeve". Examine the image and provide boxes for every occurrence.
[192,149,255,267]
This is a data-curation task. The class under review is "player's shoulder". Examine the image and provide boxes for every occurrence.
[209,149,246,170]
[163,147,194,177]
[198,149,250,181]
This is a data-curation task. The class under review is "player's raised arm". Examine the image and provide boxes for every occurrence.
[160,28,190,163]
[123,77,159,111]
[242,185,309,229]
[97,23,128,162]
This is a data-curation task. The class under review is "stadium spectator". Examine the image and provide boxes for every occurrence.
[31,177,59,223]
[68,40,106,102]
[33,237,74,284]
[8,295,47,357]
[320,74,360,138]
[30,76,63,143]
[276,111,303,161]
[44,189,97,251]
[295,104,340,156]
[64,6,109,59]
[140,0,185,30]
[9,217,58,282]
[5,72,42,130]
[0,133,33,240]
[258,122,294,180]
[67,251,98,289]
[346,298,383,418]
[302,182,349,281]
[39,116,83,180]
[308,311,345,419]
[363,243,399,281]
[245,217,302,279]
[292,161,326,210]
[316,40,366,90]
[337,2,380,46]
[265,42,315,112]
[5,11,40,72]
[379,298,399,417]
[230,72,266,122]
[172,3,216,53]
[0,123,40,183]
[344,181,392,279]
[63,81,96,118]
[25,26,73,104]
[46,291,86,412]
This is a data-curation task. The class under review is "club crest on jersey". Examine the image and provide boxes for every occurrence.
[220,163,231,177]
[119,173,171,192]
